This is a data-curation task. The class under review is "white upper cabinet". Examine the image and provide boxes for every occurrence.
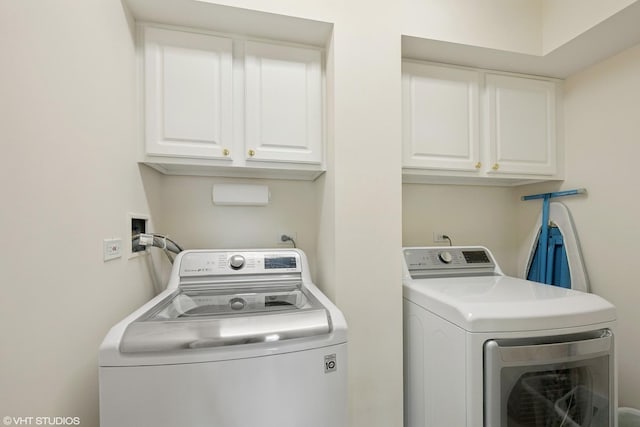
[402,62,480,172]
[139,25,325,180]
[244,41,322,165]
[485,74,556,176]
[402,60,562,186]
[144,26,233,160]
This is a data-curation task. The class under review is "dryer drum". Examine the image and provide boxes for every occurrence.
[507,368,592,426]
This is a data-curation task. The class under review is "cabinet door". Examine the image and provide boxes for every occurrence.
[486,74,556,176]
[244,41,322,165]
[402,62,480,172]
[144,26,233,160]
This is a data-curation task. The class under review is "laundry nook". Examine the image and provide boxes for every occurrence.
[2,0,640,426]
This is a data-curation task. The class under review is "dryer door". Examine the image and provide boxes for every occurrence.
[484,329,614,427]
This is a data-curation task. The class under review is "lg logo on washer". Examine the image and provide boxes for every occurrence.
[324,354,337,373]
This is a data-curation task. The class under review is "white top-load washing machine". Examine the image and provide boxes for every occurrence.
[403,246,617,427]
[100,249,347,427]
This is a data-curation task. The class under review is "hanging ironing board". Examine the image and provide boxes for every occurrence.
[521,190,590,293]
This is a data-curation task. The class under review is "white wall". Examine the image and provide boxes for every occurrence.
[521,43,640,408]
[0,1,160,425]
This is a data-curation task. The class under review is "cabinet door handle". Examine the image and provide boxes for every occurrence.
[475,162,482,169]
[248,149,256,157]
[222,148,230,157]
[492,163,499,170]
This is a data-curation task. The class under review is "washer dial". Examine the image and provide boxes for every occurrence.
[229,297,246,310]
[229,254,245,270]
[438,251,453,264]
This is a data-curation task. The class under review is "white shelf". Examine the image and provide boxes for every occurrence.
[142,161,325,181]
[402,169,561,187]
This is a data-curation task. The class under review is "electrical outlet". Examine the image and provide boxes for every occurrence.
[433,232,447,243]
[103,238,122,261]
[277,231,297,245]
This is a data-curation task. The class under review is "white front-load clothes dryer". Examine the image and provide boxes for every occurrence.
[99,249,347,427]
[402,246,617,427]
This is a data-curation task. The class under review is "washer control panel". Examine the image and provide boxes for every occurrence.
[179,250,301,277]
[404,247,496,278]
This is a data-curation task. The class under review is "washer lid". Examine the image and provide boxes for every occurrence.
[403,275,616,333]
[120,284,331,353]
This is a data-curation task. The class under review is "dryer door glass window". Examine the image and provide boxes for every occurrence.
[484,330,614,427]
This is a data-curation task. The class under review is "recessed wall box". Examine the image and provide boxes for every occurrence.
[129,213,150,256]
[212,184,270,206]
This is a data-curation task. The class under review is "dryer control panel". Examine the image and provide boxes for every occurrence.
[403,247,498,278]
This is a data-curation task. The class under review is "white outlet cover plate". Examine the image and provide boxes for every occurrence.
[103,238,122,261]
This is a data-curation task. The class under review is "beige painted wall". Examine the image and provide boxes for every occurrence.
[0,0,404,425]
[519,43,640,408]
[194,2,406,425]
[0,1,160,425]
[402,184,520,276]
[541,0,637,53]
[329,4,404,425]
[150,174,321,282]
[402,0,542,54]
[402,0,640,58]
[4,1,640,426]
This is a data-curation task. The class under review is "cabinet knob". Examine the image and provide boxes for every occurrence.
[248,149,255,157]
[475,162,482,169]
[492,163,500,170]
[222,148,230,156]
